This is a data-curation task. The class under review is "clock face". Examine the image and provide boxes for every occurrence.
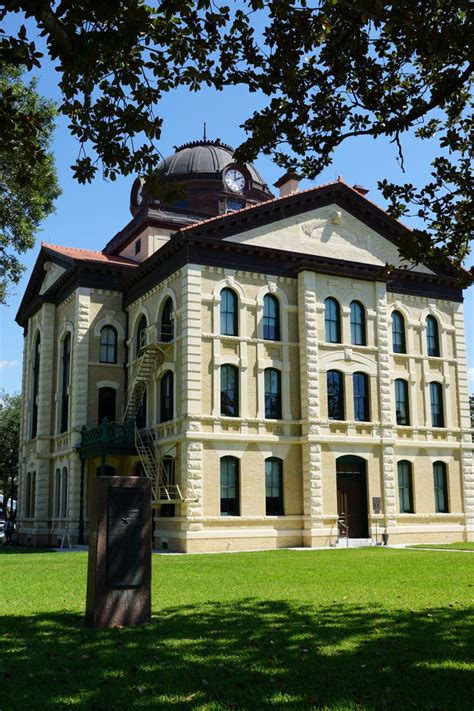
[225,168,245,193]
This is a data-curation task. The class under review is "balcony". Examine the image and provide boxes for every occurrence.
[79,419,137,459]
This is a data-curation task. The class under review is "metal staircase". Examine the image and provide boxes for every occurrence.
[123,323,197,506]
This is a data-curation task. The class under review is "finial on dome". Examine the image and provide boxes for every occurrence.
[203,121,207,141]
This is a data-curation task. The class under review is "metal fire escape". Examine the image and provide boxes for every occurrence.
[122,323,196,506]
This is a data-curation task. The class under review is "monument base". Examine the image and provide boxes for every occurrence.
[85,476,152,628]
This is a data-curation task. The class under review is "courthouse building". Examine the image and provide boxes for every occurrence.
[15,138,473,551]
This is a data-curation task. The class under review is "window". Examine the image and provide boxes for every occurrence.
[99,326,117,363]
[327,370,345,420]
[227,199,244,212]
[98,387,116,424]
[160,371,174,422]
[135,238,141,255]
[392,311,406,353]
[26,471,36,518]
[265,457,284,515]
[136,315,147,357]
[31,333,40,438]
[160,297,174,342]
[350,301,366,345]
[220,456,239,516]
[61,467,68,518]
[221,365,239,417]
[264,368,282,419]
[160,456,176,518]
[426,316,440,357]
[433,462,449,513]
[353,372,370,422]
[263,294,280,341]
[430,382,445,427]
[395,379,410,426]
[135,388,147,430]
[60,333,71,433]
[220,288,238,336]
[54,468,61,518]
[325,298,341,343]
[398,461,414,513]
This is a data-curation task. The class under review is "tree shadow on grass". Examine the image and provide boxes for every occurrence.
[1,600,472,710]
[0,545,58,555]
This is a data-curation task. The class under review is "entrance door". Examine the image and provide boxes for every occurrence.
[336,456,369,538]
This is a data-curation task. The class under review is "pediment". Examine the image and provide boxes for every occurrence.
[39,261,67,295]
[224,204,435,274]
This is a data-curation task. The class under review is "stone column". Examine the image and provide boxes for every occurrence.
[181,265,203,418]
[297,271,323,545]
[375,283,397,529]
[69,288,91,531]
[34,303,56,538]
[452,302,474,539]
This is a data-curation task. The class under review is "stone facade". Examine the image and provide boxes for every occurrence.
[15,170,473,551]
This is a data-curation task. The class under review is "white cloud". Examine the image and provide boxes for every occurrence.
[468,367,474,393]
[0,360,20,369]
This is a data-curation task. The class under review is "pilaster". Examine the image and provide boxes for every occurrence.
[181,265,203,417]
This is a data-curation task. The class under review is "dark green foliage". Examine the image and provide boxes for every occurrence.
[0,65,60,302]
[1,1,472,268]
[0,392,21,515]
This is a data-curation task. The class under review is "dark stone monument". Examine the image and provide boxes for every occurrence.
[86,476,151,628]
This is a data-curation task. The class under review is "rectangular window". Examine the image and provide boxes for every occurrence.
[135,239,141,255]
[395,379,410,426]
[398,462,414,513]
[353,372,370,422]
[327,370,344,420]
[265,458,283,515]
[430,382,445,427]
[433,463,449,513]
[220,457,239,516]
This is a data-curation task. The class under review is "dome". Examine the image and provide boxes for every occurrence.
[158,139,269,191]
[130,138,273,217]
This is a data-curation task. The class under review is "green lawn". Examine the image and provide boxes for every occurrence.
[407,542,474,551]
[1,548,473,710]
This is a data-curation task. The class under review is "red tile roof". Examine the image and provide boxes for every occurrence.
[41,242,138,267]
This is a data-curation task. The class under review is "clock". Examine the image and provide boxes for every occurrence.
[224,168,245,193]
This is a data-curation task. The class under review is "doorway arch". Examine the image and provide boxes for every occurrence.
[336,455,369,538]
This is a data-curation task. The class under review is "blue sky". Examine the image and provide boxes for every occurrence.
[0,18,473,394]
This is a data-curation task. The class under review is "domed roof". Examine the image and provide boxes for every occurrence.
[157,139,269,190]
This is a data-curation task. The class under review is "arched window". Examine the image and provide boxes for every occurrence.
[325,298,341,343]
[160,371,174,422]
[392,311,406,353]
[61,467,68,518]
[220,288,238,336]
[160,297,174,342]
[99,326,118,363]
[31,333,40,438]
[430,382,445,428]
[264,368,282,419]
[263,294,280,341]
[60,333,71,433]
[327,370,345,420]
[98,387,116,424]
[265,457,283,515]
[220,456,239,516]
[221,365,239,417]
[426,316,440,357]
[350,301,366,346]
[353,372,370,422]
[394,379,410,426]
[96,464,116,476]
[136,315,147,357]
[433,462,449,513]
[397,461,414,513]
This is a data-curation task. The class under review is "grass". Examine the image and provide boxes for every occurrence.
[1,547,473,710]
[407,542,474,551]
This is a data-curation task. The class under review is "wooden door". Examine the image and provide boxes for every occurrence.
[336,458,368,538]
